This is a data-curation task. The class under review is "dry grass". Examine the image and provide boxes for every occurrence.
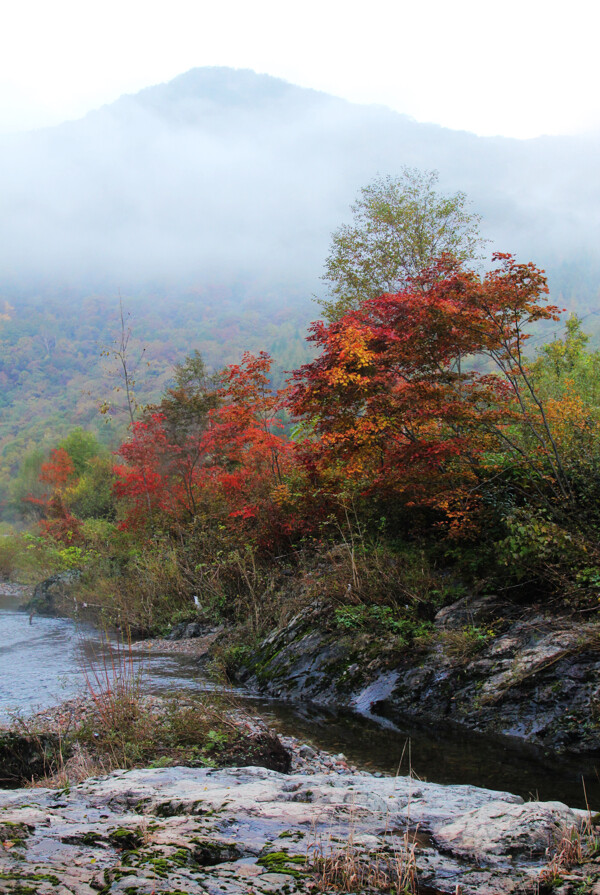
[437,625,494,662]
[535,806,600,890]
[83,631,143,728]
[32,741,111,788]
[307,826,418,894]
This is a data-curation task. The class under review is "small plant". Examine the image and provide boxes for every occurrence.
[83,631,143,733]
[438,625,495,662]
[334,604,434,649]
[536,812,600,890]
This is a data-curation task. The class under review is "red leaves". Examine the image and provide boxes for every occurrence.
[113,353,293,547]
[38,496,84,546]
[109,253,561,543]
[289,253,560,521]
[39,448,75,492]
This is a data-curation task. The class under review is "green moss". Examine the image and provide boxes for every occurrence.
[0,821,31,843]
[81,831,103,846]
[172,847,191,867]
[0,873,60,885]
[154,801,179,817]
[147,858,170,878]
[257,849,307,879]
[108,827,143,850]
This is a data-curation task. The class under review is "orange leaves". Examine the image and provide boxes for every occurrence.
[289,253,561,529]
[324,324,375,389]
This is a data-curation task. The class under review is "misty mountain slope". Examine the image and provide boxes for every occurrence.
[1,67,600,507]
[0,66,598,302]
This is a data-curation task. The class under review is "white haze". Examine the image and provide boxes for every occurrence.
[0,68,599,298]
[1,0,599,139]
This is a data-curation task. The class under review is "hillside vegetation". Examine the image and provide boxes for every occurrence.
[1,68,600,511]
[4,252,600,656]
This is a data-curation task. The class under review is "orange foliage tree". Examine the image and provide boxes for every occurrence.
[289,254,564,531]
[114,352,294,549]
[24,447,83,544]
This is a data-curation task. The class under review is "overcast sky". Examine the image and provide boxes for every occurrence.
[0,0,598,139]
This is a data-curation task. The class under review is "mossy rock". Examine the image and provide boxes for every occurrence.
[191,838,242,866]
[108,827,143,850]
[257,849,307,878]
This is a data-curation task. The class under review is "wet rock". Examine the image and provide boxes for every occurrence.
[434,593,507,630]
[168,621,188,640]
[0,766,595,893]
[168,620,221,641]
[237,601,600,755]
[24,570,82,616]
[192,838,244,865]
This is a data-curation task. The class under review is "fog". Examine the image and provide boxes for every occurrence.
[0,67,599,299]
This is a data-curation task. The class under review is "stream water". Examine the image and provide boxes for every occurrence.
[1,590,599,810]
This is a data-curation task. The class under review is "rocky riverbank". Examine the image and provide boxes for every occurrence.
[1,687,598,892]
[1,763,599,894]
[233,595,600,757]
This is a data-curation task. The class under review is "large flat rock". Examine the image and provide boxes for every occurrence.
[0,765,595,893]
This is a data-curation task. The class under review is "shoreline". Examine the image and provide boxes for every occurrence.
[2,587,600,890]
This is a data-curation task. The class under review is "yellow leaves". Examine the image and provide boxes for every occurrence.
[325,324,375,389]
[271,482,292,507]
[545,385,600,451]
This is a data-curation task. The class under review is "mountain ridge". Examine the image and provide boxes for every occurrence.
[0,65,597,302]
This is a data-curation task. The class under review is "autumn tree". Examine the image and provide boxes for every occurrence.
[114,351,292,545]
[148,350,220,445]
[292,254,564,530]
[39,448,76,493]
[21,447,83,544]
[319,169,486,321]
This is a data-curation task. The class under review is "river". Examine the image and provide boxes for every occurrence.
[1,590,598,809]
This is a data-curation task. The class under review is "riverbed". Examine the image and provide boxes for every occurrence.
[1,589,598,809]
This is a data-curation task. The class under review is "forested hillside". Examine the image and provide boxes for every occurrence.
[1,66,600,516]
[0,287,313,514]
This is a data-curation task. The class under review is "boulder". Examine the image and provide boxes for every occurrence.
[434,799,584,861]
[24,570,82,616]
[0,766,595,893]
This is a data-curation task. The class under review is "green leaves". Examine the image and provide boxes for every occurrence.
[319,169,486,321]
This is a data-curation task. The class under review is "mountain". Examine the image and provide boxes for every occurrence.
[1,67,600,511]
[0,66,598,302]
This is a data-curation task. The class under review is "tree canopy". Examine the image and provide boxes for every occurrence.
[319,169,486,321]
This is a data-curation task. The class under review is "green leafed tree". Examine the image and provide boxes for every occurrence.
[318,168,486,321]
[58,428,104,477]
[150,349,221,445]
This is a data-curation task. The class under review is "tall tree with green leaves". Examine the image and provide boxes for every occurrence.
[319,168,486,321]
